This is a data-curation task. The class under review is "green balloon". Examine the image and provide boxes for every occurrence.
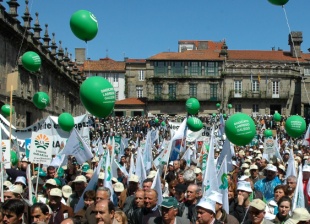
[10,150,18,166]
[58,113,75,132]
[1,104,14,116]
[227,104,233,109]
[268,0,289,6]
[70,10,98,41]
[212,113,216,117]
[21,51,41,72]
[273,112,282,122]
[223,114,227,118]
[154,118,159,123]
[285,115,306,138]
[264,129,273,137]
[186,98,200,115]
[80,76,115,118]
[33,92,50,109]
[187,117,203,132]
[216,103,221,108]
[161,121,166,126]
[225,113,256,146]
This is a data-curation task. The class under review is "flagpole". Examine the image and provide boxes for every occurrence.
[35,162,41,200]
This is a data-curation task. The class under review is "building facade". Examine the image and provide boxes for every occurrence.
[0,1,85,127]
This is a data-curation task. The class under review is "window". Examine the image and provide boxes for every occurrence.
[139,70,145,81]
[171,62,183,76]
[235,104,242,112]
[154,84,162,100]
[206,62,216,75]
[305,67,310,76]
[210,84,218,101]
[234,80,242,97]
[113,74,118,82]
[189,62,200,76]
[154,61,167,75]
[136,86,143,98]
[253,104,259,113]
[168,83,177,100]
[252,80,260,92]
[115,91,119,100]
[272,81,279,98]
[189,83,197,98]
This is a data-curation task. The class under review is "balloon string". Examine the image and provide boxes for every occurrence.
[282,6,310,106]
[15,0,35,69]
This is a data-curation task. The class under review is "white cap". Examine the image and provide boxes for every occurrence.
[249,148,253,152]
[147,170,157,179]
[284,150,290,154]
[50,188,62,197]
[7,185,23,194]
[98,172,105,180]
[237,181,252,193]
[73,175,87,183]
[259,145,264,149]
[194,168,202,174]
[238,175,249,181]
[266,164,277,172]
[62,185,72,198]
[302,164,310,172]
[250,164,258,170]
[278,164,286,172]
[241,163,249,169]
[114,182,125,192]
[196,197,216,214]
[208,191,223,204]
[45,179,57,186]
[129,174,139,183]
[3,181,12,188]
[169,161,173,166]
[15,176,26,186]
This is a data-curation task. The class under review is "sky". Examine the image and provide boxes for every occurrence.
[3,0,310,61]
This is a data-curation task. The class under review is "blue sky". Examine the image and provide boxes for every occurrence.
[4,0,310,61]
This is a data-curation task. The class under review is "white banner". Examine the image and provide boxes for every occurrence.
[0,114,89,154]
[29,132,53,165]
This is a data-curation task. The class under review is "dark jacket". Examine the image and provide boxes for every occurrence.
[273,214,291,224]
[218,208,240,224]
[81,204,96,224]
[231,204,249,223]
[131,206,161,224]
[48,203,74,224]
[147,216,190,224]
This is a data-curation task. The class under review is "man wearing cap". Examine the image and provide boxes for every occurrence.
[254,164,282,201]
[284,207,310,224]
[113,182,124,207]
[67,175,87,209]
[302,164,310,209]
[4,184,23,201]
[208,191,239,224]
[195,168,203,186]
[119,174,139,211]
[196,197,221,224]
[244,199,273,224]
[249,164,263,184]
[148,197,190,224]
[49,188,74,223]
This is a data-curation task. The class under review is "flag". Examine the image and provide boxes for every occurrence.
[136,148,147,188]
[217,156,229,214]
[49,153,66,168]
[292,165,305,210]
[26,164,34,205]
[203,126,219,196]
[104,149,114,201]
[127,153,135,185]
[97,140,104,156]
[61,129,92,164]
[218,114,225,138]
[143,132,153,172]
[153,140,171,169]
[285,148,297,182]
[217,139,233,172]
[170,118,187,161]
[151,170,163,205]
[303,125,310,146]
[74,157,104,213]
[112,159,129,179]
[181,148,192,167]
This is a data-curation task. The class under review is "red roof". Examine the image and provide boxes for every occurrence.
[115,98,145,105]
[126,59,146,63]
[83,57,125,71]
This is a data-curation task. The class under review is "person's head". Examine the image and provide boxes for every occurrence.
[274,185,286,202]
[183,169,196,185]
[286,208,310,224]
[286,175,297,193]
[168,180,178,196]
[134,190,145,208]
[160,197,179,224]
[194,168,203,182]
[85,169,94,182]
[128,175,139,192]
[277,196,292,218]
[236,181,252,204]
[47,166,56,179]
[48,188,63,210]
[249,164,259,178]
[83,190,96,208]
[72,176,87,193]
[14,177,26,189]
[44,179,58,197]
[208,191,223,213]
[248,199,266,224]
[4,185,23,202]
[265,164,277,181]
[2,199,25,224]
[228,183,236,201]
[173,160,180,171]
[196,197,216,224]
[142,178,153,191]
[62,185,72,200]
[177,171,185,184]
[96,187,111,203]
[30,203,51,223]
[186,184,199,204]
[95,200,115,224]
[180,159,187,170]
[174,184,187,202]
[114,211,128,224]
[60,217,81,224]
[120,156,127,166]
[144,189,158,210]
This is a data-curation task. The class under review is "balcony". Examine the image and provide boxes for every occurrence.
[229,90,290,99]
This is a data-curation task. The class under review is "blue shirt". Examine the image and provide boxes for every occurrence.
[254,176,282,201]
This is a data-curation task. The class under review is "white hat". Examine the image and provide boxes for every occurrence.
[239,150,245,156]
[284,208,310,224]
[7,185,23,194]
[112,177,118,183]
[241,163,249,169]
[91,156,99,162]
[86,169,94,174]
[114,182,125,193]
[169,161,173,166]
[129,174,139,183]
[45,179,57,186]
[62,185,72,198]
[284,150,290,154]
[238,175,249,181]
[237,181,252,193]
[278,164,286,172]
[244,169,250,176]
[259,145,264,149]
[250,164,258,170]
[194,168,202,174]
[98,172,105,180]
[15,176,26,186]
[249,148,253,152]
[3,181,12,188]
[73,175,87,183]
[196,197,216,214]
[250,199,266,211]
[208,191,223,204]
[247,156,253,160]
[244,159,251,164]
[302,164,310,172]
[50,188,62,197]
[147,170,157,179]
[266,164,277,172]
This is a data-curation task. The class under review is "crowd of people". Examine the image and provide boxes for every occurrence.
[1,113,310,224]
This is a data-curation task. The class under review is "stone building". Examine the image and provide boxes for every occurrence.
[0,1,85,127]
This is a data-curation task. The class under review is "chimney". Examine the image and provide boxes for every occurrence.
[75,48,86,65]
[288,31,303,58]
